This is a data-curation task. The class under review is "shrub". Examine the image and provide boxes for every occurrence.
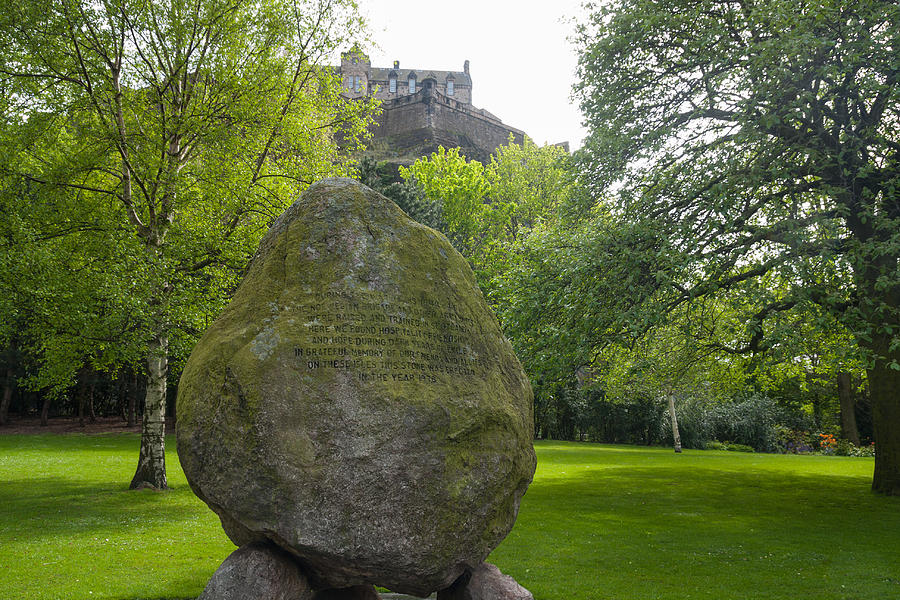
[708,394,779,452]
[725,443,755,453]
[705,441,754,453]
[835,439,876,457]
[850,443,876,458]
[775,426,815,454]
[670,397,716,450]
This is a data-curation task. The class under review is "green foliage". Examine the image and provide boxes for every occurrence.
[708,394,780,453]
[0,174,147,397]
[355,157,445,231]
[838,441,877,458]
[0,0,376,399]
[705,441,755,453]
[401,140,574,304]
[403,147,493,256]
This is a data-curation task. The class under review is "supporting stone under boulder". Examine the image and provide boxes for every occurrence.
[198,543,313,600]
[312,585,382,600]
[437,563,533,600]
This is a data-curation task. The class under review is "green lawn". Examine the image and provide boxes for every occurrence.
[0,436,897,600]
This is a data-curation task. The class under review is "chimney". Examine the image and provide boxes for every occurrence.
[393,60,399,69]
[464,60,469,75]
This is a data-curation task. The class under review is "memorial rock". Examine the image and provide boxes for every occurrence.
[176,178,536,596]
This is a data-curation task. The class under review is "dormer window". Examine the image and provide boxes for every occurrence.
[389,75,397,93]
[409,75,416,94]
[447,80,455,96]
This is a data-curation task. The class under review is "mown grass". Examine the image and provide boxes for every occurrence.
[0,434,233,600]
[493,442,900,600]
[1,436,897,600]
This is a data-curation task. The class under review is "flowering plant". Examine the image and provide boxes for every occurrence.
[818,433,837,455]
[819,433,837,447]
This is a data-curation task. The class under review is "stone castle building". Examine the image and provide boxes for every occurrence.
[338,49,526,163]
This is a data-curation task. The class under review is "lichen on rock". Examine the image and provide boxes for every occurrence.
[177,178,536,596]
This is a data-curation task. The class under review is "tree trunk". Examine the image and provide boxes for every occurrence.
[130,335,168,490]
[667,392,682,453]
[77,371,86,428]
[40,395,50,426]
[118,373,127,421]
[127,370,137,428]
[88,377,96,423]
[0,367,13,426]
[837,372,860,446]
[870,349,900,496]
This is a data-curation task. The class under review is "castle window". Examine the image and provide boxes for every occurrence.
[389,76,397,93]
[447,80,454,96]
[409,76,416,94]
[355,76,361,92]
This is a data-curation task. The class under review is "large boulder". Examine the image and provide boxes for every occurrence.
[177,178,536,596]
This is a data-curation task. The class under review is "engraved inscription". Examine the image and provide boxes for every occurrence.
[293,292,480,384]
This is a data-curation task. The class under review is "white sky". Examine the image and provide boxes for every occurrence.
[357,0,589,150]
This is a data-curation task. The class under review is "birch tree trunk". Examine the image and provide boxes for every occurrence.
[130,334,168,490]
[667,392,682,453]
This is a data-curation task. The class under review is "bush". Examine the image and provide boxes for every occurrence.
[850,443,876,458]
[726,443,755,453]
[835,439,876,457]
[818,433,838,455]
[705,441,755,453]
[775,426,815,454]
[669,397,716,450]
[707,394,779,452]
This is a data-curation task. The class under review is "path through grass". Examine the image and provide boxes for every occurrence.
[1,436,897,599]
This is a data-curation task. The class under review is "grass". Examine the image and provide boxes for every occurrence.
[493,442,900,600]
[0,436,897,600]
[0,434,234,600]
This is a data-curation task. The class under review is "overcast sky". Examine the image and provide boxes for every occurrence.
[357,0,589,150]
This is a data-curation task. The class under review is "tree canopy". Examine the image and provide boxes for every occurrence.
[570,0,900,493]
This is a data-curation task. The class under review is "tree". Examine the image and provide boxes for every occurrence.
[1,0,375,488]
[600,301,752,453]
[402,140,574,304]
[574,0,900,493]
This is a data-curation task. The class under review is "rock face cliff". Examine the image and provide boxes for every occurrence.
[177,178,536,597]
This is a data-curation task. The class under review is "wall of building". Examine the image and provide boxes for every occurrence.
[369,88,525,162]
